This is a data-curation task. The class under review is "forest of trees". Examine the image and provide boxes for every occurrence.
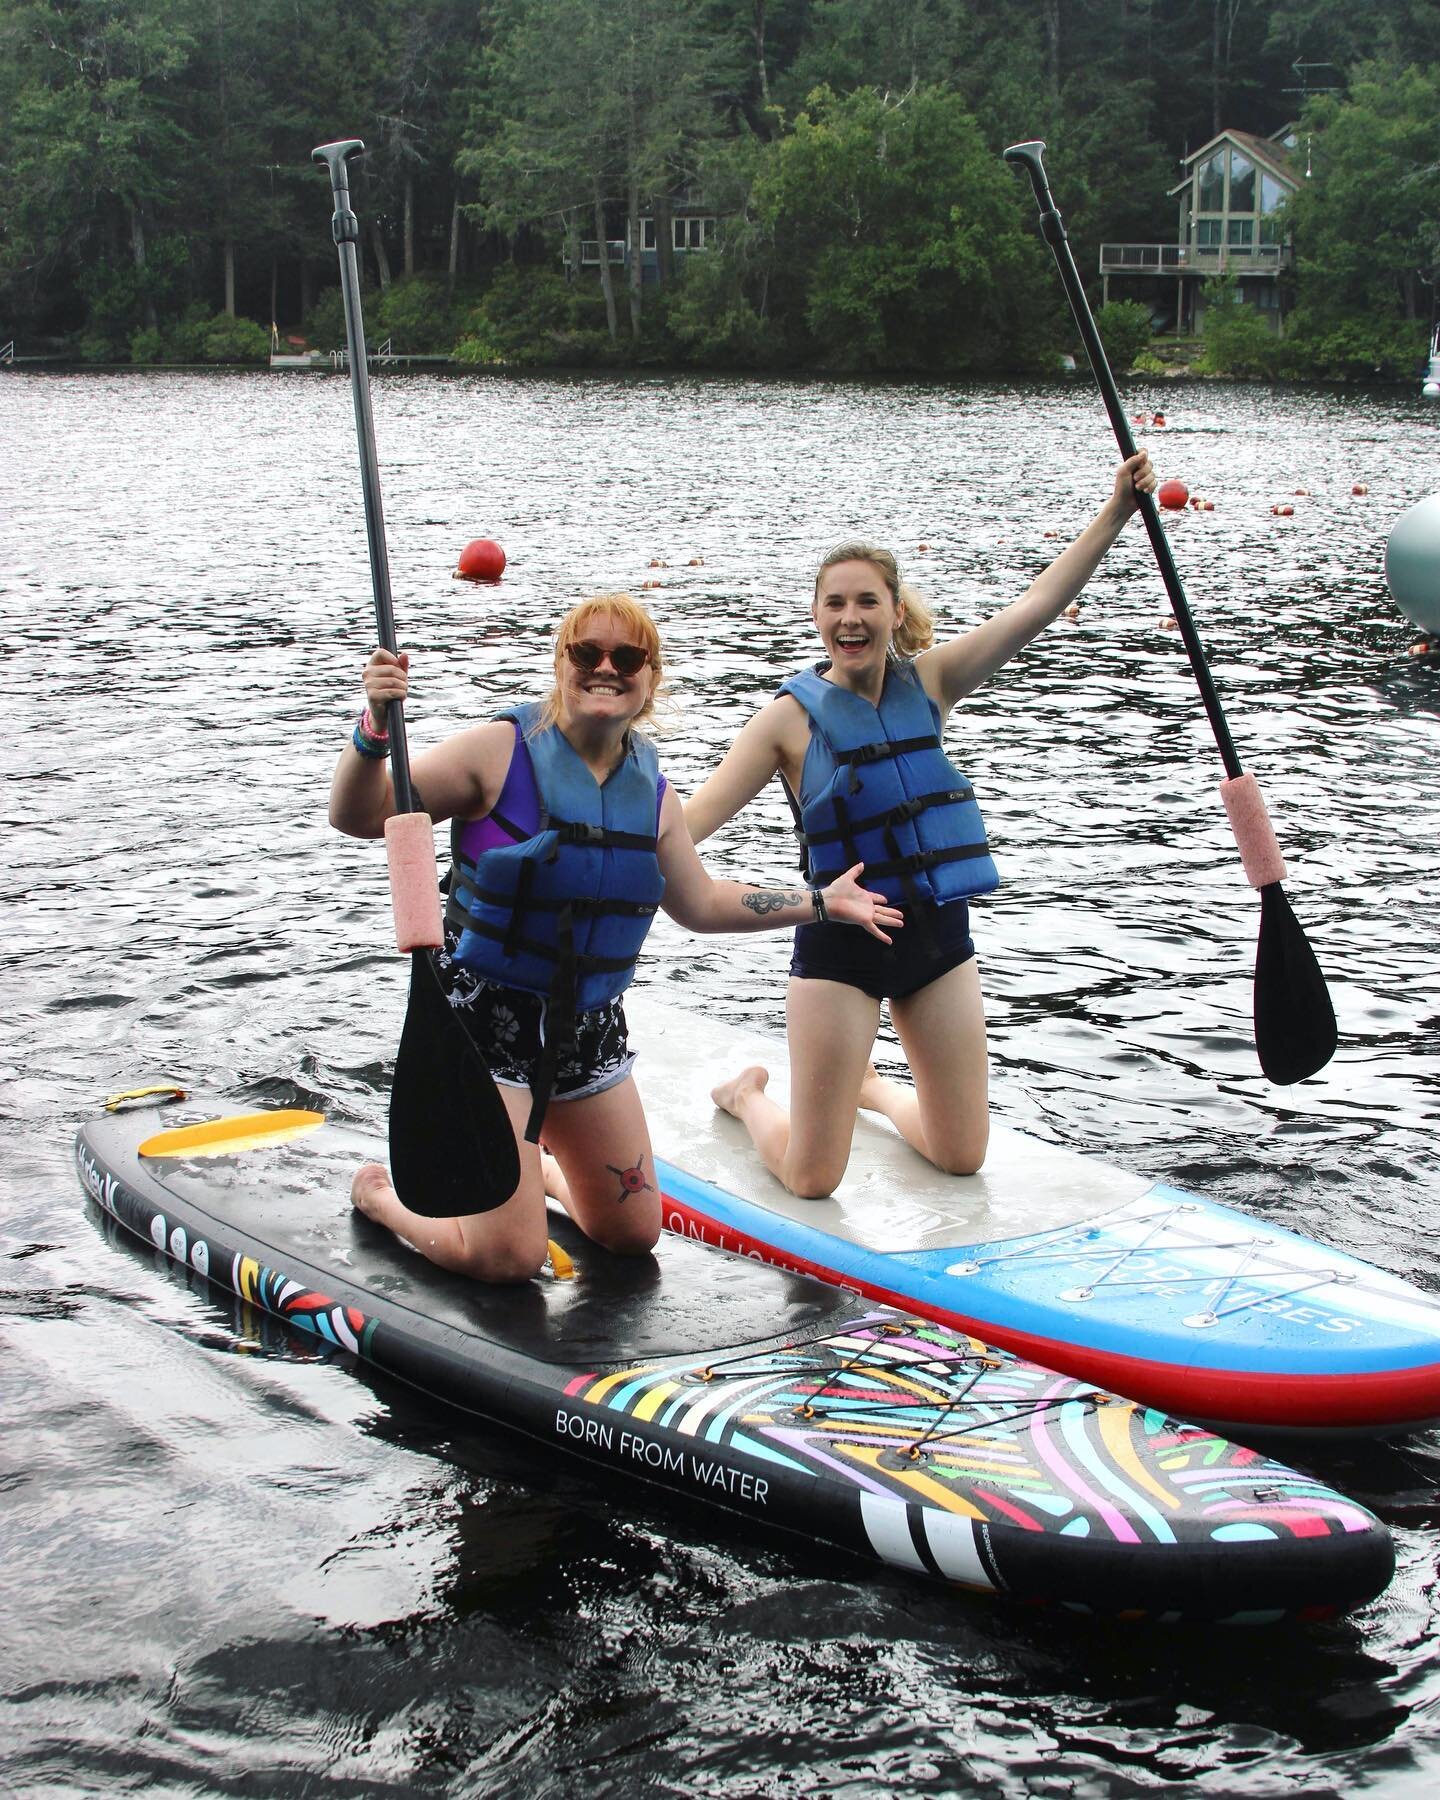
[1,0,1437,378]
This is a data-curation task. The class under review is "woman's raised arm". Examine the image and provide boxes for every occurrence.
[682,699,797,845]
[919,450,1155,717]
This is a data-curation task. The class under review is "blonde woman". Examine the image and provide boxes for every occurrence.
[684,452,1156,1198]
[330,593,899,1282]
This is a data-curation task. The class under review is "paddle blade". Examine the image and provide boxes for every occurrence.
[1254,883,1337,1085]
[389,949,520,1217]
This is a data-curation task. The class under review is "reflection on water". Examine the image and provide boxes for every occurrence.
[4,369,1440,1796]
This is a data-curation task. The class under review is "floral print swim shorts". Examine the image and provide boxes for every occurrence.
[437,931,635,1101]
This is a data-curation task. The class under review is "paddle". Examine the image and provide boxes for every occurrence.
[1003,139,1337,1085]
[313,138,519,1213]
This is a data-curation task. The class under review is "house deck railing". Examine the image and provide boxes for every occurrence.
[1099,242,1291,276]
[575,239,626,267]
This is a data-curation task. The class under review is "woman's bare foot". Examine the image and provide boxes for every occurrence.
[351,1162,396,1220]
[711,1065,769,1117]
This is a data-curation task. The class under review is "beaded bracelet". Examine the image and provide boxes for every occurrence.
[361,707,390,742]
[810,885,828,924]
[353,713,391,759]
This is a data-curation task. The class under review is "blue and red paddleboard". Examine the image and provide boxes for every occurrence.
[628,994,1440,1437]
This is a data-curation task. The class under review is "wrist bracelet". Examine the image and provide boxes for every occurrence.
[810,885,828,924]
[353,715,390,760]
[361,707,390,743]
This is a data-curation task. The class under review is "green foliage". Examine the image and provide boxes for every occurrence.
[199,313,271,363]
[1286,61,1440,327]
[166,303,217,363]
[0,0,1436,377]
[376,275,458,352]
[454,266,611,367]
[1131,350,1168,375]
[664,249,782,367]
[1095,302,1153,373]
[305,286,359,352]
[1197,277,1278,378]
[1274,313,1428,380]
[748,84,1055,372]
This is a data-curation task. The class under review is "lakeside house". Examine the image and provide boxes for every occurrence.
[1099,128,1301,336]
[562,189,718,282]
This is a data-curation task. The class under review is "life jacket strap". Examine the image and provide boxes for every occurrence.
[551,818,658,853]
[467,885,658,920]
[797,787,976,847]
[809,841,994,884]
[833,733,939,767]
[526,902,576,1143]
[458,917,641,975]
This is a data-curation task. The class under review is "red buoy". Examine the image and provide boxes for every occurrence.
[1352,483,1369,497]
[455,538,506,582]
[1158,479,1188,511]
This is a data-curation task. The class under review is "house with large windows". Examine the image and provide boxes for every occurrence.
[1099,129,1302,335]
[562,190,718,282]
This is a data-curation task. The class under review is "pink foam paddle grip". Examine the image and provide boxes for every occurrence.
[1220,773,1287,889]
[384,812,444,951]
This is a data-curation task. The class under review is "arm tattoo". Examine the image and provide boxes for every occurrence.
[741,887,805,917]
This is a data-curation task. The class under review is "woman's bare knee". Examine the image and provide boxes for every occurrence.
[582,1212,661,1256]
[927,1120,989,1177]
[783,1154,848,1200]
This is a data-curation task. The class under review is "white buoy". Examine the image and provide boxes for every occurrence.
[1424,381,1440,399]
[1385,493,1440,633]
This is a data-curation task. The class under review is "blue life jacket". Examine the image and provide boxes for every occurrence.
[449,705,665,1137]
[451,703,665,1007]
[777,661,998,907]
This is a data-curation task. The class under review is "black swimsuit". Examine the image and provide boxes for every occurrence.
[788,898,976,1002]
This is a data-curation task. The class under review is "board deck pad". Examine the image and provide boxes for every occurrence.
[75,1096,1394,1622]
[627,993,1440,1435]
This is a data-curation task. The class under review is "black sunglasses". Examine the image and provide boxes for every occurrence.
[565,639,651,677]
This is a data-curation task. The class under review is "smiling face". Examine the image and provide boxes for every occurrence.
[553,599,661,734]
[812,559,903,685]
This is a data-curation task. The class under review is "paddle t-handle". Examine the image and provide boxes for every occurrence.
[1003,138,1336,1083]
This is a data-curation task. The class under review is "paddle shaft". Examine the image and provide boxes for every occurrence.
[1003,140,1242,781]
[313,138,418,813]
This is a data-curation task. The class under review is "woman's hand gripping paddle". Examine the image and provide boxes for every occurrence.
[313,139,519,1212]
[1002,139,1337,1085]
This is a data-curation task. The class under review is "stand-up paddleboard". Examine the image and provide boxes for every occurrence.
[627,993,1440,1437]
[74,1096,1392,1622]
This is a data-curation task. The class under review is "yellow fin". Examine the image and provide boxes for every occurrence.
[104,1085,188,1112]
[138,1109,326,1159]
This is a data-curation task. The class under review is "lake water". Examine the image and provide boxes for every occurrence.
[4,367,1440,1797]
